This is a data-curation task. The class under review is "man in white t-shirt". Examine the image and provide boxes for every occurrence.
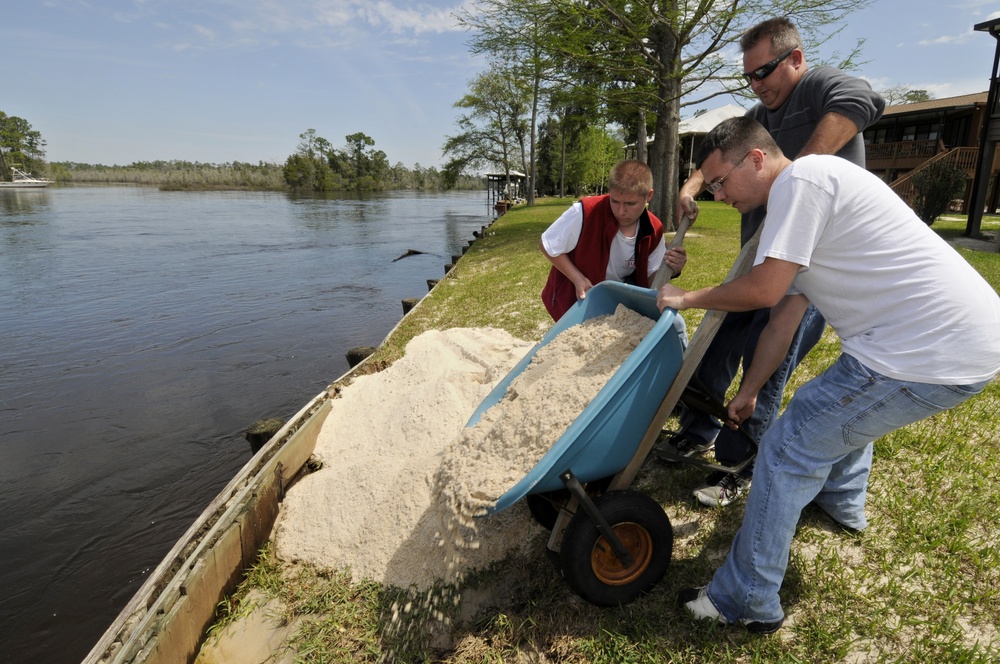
[657,116,1000,633]
[540,159,686,321]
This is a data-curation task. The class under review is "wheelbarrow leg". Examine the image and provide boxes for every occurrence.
[557,471,634,567]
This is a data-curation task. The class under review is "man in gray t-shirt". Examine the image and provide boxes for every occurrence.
[659,17,885,509]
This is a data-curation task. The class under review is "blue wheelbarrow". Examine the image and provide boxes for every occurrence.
[465,281,688,606]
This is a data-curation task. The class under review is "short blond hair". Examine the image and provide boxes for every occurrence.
[608,160,653,196]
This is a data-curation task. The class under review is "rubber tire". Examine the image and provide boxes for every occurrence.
[525,476,614,531]
[526,491,566,531]
[559,490,673,606]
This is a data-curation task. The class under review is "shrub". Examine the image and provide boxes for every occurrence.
[911,160,968,225]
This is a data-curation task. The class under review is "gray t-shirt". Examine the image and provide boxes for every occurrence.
[741,65,886,244]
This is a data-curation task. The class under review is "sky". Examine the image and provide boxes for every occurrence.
[4,0,1000,168]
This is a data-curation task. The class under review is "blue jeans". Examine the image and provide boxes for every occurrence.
[683,304,826,466]
[705,354,989,624]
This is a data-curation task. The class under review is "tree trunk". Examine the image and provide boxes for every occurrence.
[648,23,681,229]
[559,110,567,198]
[528,46,541,206]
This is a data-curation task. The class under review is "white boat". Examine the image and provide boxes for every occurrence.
[0,167,52,188]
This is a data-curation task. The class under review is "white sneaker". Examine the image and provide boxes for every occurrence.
[678,587,784,634]
[679,586,728,624]
[693,470,751,508]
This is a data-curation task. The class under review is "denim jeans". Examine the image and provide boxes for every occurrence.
[705,354,990,624]
[683,304,826,466]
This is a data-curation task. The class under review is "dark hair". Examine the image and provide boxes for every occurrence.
[608,159,653,195]
[739,17,803,55]
[695,117,782,169]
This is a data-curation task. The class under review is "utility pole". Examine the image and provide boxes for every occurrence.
[968,18,1000,239]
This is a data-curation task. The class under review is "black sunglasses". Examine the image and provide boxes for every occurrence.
[743,48,795,84]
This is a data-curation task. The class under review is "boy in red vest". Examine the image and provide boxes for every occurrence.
[540,159,686,320]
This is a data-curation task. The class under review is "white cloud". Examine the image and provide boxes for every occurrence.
[358,1,466,34]
[918,32,975,46]
[224,0,467,38]
[193,24,215,40]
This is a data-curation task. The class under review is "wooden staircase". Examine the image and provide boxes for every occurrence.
[889,147,978,205]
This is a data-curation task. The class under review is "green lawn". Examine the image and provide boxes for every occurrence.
[204,199,1000,663]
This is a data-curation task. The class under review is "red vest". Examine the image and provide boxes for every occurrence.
[541,195,664,321]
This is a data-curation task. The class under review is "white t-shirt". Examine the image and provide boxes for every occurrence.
[758,155,1000,384]
[541,201,666,282]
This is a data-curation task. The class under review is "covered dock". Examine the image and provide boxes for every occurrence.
[485,170,527,206]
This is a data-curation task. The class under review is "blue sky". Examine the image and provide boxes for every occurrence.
[4,1,1000,168]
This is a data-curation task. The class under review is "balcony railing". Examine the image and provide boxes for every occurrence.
[866,140,939,162]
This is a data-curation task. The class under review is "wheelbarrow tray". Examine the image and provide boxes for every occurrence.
[465,281,685,514]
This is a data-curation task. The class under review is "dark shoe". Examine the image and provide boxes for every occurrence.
[653,431,714,463]
[678,587,784,634]
[693,470,751,507]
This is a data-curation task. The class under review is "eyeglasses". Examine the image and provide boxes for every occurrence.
[743,48,795,84]
[705,152,752,194]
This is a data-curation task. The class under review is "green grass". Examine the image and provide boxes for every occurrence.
[204,200,1000,663]
[934,213,1000,284]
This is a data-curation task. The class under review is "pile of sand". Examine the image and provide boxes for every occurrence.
[274,306,653,590]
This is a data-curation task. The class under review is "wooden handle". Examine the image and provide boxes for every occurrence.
[650,210,695,290]
[610,226,763,491]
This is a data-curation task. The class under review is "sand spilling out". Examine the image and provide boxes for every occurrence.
[274,305,654,592]
[273,327,535,590]
[430,304,655,583]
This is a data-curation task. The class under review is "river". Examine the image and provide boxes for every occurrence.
[0,185,495,663]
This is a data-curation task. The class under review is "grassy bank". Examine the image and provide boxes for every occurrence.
[202,200,1000,663]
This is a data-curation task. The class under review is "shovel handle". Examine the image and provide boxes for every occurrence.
[651,206,696,291]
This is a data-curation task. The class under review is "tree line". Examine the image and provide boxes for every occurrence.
[0,112,479,191]
[280,129,478,192]
[49,154,478,191]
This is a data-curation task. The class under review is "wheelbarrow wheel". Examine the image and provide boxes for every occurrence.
[560,490,672,606]
[526,477,614,531]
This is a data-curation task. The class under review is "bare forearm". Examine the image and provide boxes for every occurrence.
[548,253,584,283]
[675,281,777,312]
[676,171,705,224]
[797,112,860,157]
[680,169,704,199]
[657,258,801,313]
